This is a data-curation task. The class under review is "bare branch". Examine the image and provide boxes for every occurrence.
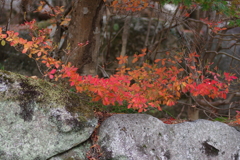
[5,0,13,31]
[205,51,240,62]
[195,92,240,109]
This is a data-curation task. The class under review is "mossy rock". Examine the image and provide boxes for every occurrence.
[0,70,97,159]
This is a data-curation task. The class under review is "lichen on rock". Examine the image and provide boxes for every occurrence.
[0,70,97,160]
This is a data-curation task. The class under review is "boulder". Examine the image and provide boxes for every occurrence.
[49,140,92,160]
[0,70,97,160]
[98,114,240,160]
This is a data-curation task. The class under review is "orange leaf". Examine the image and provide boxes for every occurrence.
[132,57,138,63]
[162,59,165,66]
[112,0,118,6]
[116,55,128,64]
[166,99,175,106]
[138,53,146,57]
[190,66,196,69]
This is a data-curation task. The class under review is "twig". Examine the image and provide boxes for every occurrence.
[229,102,233,120]
[34,59,45,77]
[5,0,13,31]
[205,51,240,62]
[176,105,185,119]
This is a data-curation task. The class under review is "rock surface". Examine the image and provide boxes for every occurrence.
[98,114,240,160]
[49,140,92,160]
[0,70,97,160]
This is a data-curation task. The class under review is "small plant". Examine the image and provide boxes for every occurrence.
[0,63,4,70]
[214,117,228,123]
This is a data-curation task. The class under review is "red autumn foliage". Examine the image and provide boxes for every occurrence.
[0,5,237,113]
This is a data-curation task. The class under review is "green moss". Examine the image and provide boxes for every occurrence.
[36,20,52,29]
[0,70,95,121]
[0,70,14,84]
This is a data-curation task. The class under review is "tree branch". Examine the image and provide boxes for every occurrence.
[205,51,240,62]
[195,92,240,109]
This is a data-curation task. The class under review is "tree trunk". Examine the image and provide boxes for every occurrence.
[67,0,104,76]
[119,16,131,68]
[187,98,199,120]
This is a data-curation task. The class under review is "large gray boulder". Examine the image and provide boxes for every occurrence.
[98,114,240,160]
[0,70,97,160]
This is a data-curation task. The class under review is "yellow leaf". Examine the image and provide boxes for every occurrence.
[181,82,187,87]
[37,5,43,12]
[1,40,5,46]
[176,85,180,91]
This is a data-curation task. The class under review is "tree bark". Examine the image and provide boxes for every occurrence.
[67,0,104,76]
[119,16,131,68]
[187,98,199,120]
